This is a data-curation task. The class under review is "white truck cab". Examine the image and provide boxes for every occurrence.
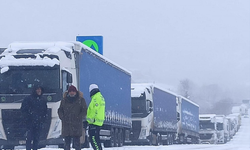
[215,115,229,143]
[199,114,218,144]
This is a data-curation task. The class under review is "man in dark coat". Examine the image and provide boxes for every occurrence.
[21,85,48,150]
[58,85,87,150]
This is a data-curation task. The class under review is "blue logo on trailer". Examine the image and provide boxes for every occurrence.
[76,36,103,55]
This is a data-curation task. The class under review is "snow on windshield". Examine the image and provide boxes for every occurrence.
[5,42,74,53]
[0,54,59,72]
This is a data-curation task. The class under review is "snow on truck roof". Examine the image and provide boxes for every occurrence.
[131,83,152,97]
[131,83,175,96]
[0,42,72,72]
[0,41,131,75]
[131,83,178,97]
[5,42,74,53]
[132,83,178,93]
[178,95,199,107]
[0,55,60,73]
[131,83,199,107]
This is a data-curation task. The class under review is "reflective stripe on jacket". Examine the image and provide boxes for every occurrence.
[87,92,105,126]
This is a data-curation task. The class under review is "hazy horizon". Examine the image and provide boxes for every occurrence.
[0,0,249,102]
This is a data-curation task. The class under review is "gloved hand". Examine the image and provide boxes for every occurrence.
[89,124,97,130]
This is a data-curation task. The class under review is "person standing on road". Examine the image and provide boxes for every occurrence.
[58,85,87,150]
[21,85,48,150]
[87,84,105,150]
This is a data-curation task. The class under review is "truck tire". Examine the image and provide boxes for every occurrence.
[162,134,172,145]
[114,128,119,147]
[179,135,184,144]
[104,128,115,147]
[147,132,153,145]
[162,138,168,145]
[168,134,171,145]
[118,129,124,147]
[224,137,227,144]
[151,133,157,145]
[158,134,162,145]
[152,133,160,146]
[170,134,174,145]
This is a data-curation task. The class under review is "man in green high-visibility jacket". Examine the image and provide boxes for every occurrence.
[87,84,105,150]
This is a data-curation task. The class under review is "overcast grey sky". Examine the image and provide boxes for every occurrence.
[0,0,249,101]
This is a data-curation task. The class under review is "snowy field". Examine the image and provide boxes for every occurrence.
[14,115,250,150]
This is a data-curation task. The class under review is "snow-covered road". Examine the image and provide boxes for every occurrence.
[15,116,250,150]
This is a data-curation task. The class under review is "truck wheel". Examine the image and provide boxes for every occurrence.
[104,128,115,147]
[179,135,184,144]
[114,128,119,147]
[148,132,153,145]
[151,133,157,145]
[118,129,124,147]
[168,134,171,145]
[162,134,170,145]
[158,133,162,145]
[152,133,160,146]
[170,134,174,145]
[224,137,227,144]
[162,138,168,145]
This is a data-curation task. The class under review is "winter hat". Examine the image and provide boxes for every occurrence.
[89,84,98,92]
[68,85,77,92]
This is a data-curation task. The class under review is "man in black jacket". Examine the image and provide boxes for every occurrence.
[21,85,48,150]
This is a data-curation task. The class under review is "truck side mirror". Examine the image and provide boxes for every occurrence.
[67,73,72,83]
[149,107,153,112]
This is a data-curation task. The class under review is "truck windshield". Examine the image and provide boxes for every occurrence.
[132,94,146,114]
[217,123,224,130]
[0,67,60,94]
[199,121,215,130]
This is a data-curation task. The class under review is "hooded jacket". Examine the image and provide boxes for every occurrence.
[87,89,105,126]
[21,85,47,127]
[58,91,87,137]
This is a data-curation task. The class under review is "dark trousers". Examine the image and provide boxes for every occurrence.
[64,136,81,150]
[89,125,102,150]
[26,125,42,150]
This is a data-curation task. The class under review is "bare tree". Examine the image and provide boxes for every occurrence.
[178,79,194,99]
[209,98,236,115]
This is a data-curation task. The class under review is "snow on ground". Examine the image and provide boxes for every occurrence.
[15,115,250,150]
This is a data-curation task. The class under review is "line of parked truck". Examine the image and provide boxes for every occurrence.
[199,102,249,144]
[130,83,199,145]
[0,41,248,149]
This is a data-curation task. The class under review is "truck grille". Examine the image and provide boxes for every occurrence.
[199,133,213,140]
[2,109,51,141]
[130,121,141,140]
